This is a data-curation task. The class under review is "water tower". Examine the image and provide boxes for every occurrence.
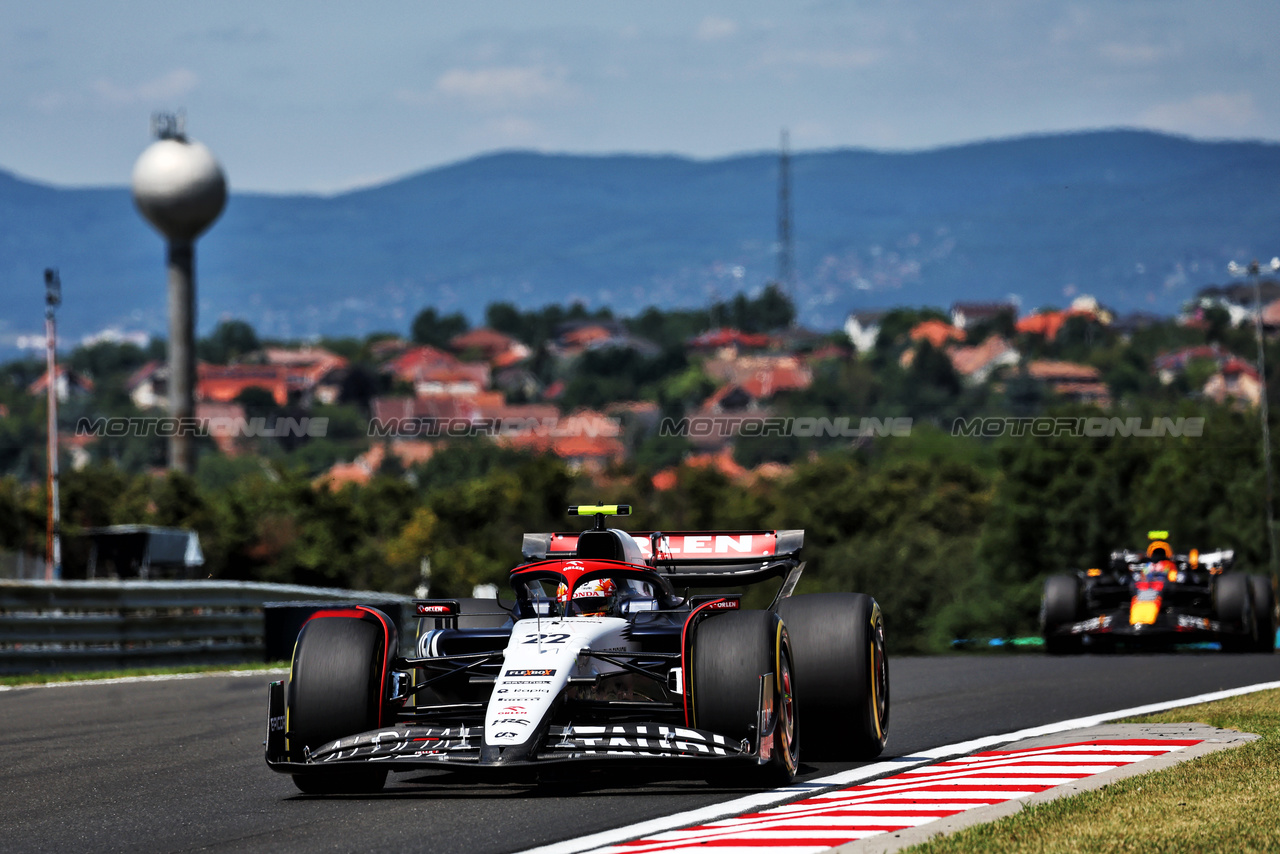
[131,113,227,474]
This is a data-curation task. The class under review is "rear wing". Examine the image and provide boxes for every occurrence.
[520,529,804,586]
[1194,549,1235,570]
[1108,547,1235,572]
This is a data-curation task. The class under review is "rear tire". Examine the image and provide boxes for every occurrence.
[1041,575,1082,655]
[1248,575,1276,653]
[288,616,388,794]
[691,610,798,786]
[777,592,889,760]
[1215,574,1257,653]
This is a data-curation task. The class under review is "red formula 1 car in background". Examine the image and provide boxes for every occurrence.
[265,504,889,793]
[1041,531,1278,653]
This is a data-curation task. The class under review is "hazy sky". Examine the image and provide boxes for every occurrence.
[3,0,1278,193]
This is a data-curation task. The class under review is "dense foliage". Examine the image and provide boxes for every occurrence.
[1,403,1269,653]
[2,291,1276,654]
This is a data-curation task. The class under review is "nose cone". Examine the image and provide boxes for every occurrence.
[131,137,227,241]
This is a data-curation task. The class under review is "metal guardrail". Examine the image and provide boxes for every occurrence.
[0,580,411,675]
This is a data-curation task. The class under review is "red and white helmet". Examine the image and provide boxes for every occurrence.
[556,577,618,616]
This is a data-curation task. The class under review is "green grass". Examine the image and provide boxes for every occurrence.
[0,661,288,687]
[904,688,1280,854]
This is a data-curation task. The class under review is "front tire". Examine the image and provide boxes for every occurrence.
[690,610,798,786]
[1041,575,1082,655]
[287,615,389,794]
[777,592,889,760]
[1215,574,1257,653]
[1247,575,1276,653]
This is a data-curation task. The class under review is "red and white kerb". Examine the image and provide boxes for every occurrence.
[592,739,1202,854]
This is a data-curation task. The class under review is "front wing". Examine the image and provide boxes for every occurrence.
[1048,608,1242,640]
[265,682,757,773]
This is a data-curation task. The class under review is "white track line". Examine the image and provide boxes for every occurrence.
[514,679,1280,854]
[0,668,287,692]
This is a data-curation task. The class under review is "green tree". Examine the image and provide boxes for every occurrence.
[486,301,613,346]
[197,320,260,364]
[558,347,688,411]
[420,453,577,596]
[0,475,44,558]
[385,507,438,576]
[410,308,470,348]
[626,306,711,351]
[964,309,1017,344]
[724,283,795,332]
[68,340,150,382]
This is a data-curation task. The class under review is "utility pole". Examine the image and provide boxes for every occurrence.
[44,268,62,582]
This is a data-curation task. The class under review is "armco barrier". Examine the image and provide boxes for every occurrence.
[0,580,410,675]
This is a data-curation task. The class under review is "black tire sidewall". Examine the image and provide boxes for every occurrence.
[690,610,797,782]
[1041,575,1081,630]
[1215,574,1256,651]
[288,616,383,759]
[1247,575,1277,652]
[776,592,888,760]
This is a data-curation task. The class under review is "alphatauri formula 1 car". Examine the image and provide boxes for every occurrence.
[265,505,889,793]
[1041,531,1278,653]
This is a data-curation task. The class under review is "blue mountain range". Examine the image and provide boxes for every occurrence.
[3,129,1279,351]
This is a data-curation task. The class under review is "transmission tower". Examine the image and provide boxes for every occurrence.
[776,129,794,302]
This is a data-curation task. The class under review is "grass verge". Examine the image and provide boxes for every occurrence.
[0,661,288,687]
[904,687,1280,854]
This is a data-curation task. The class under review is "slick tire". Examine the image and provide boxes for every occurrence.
[1041,575,1083,655]
[691,610,798,786]
[1214,574,1257,654]
[777,592,889,761]
[1248,575,1277,653]
[288,615,388,794]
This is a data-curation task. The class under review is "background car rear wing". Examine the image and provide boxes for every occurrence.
[1107,547,1235,572]
[521,529,804,585]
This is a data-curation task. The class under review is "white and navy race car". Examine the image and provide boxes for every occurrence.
[265,505,889,794]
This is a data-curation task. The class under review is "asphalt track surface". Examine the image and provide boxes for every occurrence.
[4,653,1279,854]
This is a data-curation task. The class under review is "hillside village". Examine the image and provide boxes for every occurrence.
[4,281,1277,492]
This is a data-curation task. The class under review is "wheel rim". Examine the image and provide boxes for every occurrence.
[778,654,798,769]
[871,612,888,739]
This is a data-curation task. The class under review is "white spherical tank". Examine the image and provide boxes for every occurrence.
[131,137,227,241]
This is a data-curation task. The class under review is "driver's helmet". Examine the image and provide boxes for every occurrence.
[557,577,618,616]
[1140,556,1177,581]
[1140,546,1172,579]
